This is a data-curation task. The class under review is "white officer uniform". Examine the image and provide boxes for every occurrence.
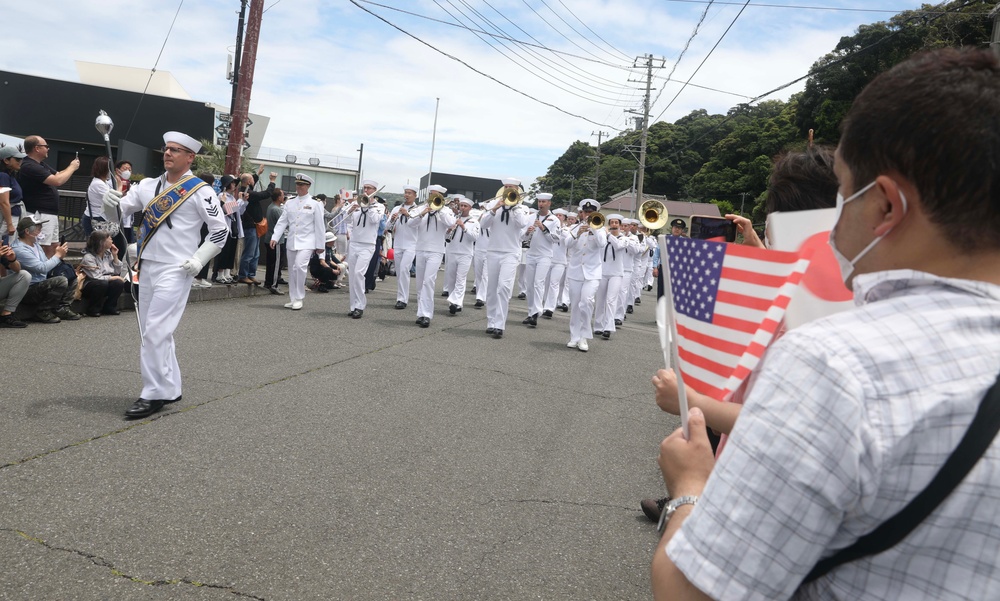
[389,185,419,305]
[542,209,570,315]
[443,197,480,311]
[595,215,627,335]
[408,184,456,321]
[271,174,325,309]
[565,200,607,349]
[479,178,534,335]
[117,135,228,402]
[345,181,386,314]
[523,195,563,321]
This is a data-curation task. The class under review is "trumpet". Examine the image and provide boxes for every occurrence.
[639,199,668,230]
[572,212,605,238]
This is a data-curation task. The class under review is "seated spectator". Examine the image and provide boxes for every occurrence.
[309,231,342,292]
[78,230,124,317]
[11,215,79,323]
[0,242,30,328]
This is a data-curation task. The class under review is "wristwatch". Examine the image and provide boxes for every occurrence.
[658,495,699,532]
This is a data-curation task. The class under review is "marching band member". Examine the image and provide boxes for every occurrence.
[615,218,642,323]
[642,225,657,291]
[542,207,569,318]
[521,192,562,327]
[441,194,465,298]
[565,200,606,352]
[628,220,649,306]
[407,184,455,327]
[479,177,533,339]
[102,131,227,418]
[594,213,627,340]
[388,184,419,309]
[443,196,480,315]
[270,173,325,311]
[472,207,491,309]
[345,179,385,318]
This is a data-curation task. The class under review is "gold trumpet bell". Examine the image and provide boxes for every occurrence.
[428,191,446,211]
[639,200,668,230]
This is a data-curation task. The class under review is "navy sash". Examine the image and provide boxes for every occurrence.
[138,175,207,259]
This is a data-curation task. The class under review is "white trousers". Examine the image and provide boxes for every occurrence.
[473,250,488,302]
[567,277,599,343]
[645,260,655,287]
[486,251,519,330]
[596,274,623,332]
[617,269,634,320]
[415,250,444,318]
[516,261,527,295]
[543,262,566,312]
[395,247,416,303]
[445,253,473,308]
[630,267,644,303]
[287,248,314,303]
[348,243,375,311]
[524,257,552,317]
[138,259,192,400]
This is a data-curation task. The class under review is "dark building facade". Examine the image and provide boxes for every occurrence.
[419,172,504,204]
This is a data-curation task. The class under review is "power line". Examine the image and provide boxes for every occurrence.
[520,0,626,65]
[657,0,991,14]
[348,0,620,129]
[553,0,634,62]
[124,0,186,141]
[650,0,714,113]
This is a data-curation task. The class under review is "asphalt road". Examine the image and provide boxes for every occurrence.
[1,271,678,600]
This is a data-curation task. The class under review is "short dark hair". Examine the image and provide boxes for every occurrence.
[92,156,110,180]
[23,135,42,153]
[766,146,838,214]
[115,160,132,170]
[839,47,1000,252]
[270,187,283,202]
[197,172,215,185]
[86,230,111,255]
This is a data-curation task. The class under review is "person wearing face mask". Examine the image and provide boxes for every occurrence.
[652,48,1000,601]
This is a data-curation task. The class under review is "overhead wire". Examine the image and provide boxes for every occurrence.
[348,0,621,129]
[658,0,990,15]
[123,0,186,141]
[650,0,714,113]
[552,0,634,62]
[518,0,622,65]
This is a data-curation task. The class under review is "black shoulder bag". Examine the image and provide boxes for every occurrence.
[804,372,1000,584]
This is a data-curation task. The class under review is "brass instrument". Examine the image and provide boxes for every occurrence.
[639,200,668,230]
[358,193,373,209]
[428,191,446,212]
[571,212,606,239]
[493,185,523,207]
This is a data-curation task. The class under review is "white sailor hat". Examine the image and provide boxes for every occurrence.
[324,231,337,243]
[163,131,201,154]
[458,196,473,206]
[362,179,378,189]
[552,208,567,216]
[568,211,578,219]
[535,193,553,201]
[501,177,521,187]
[295,173,314,186]
[428,184,447,194]
[607,213,624,222]
[403,184,418,193]
[578,199,599,211]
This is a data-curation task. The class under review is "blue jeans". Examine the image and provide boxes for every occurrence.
[238,228,260,279]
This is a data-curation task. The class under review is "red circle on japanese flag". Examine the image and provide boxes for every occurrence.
[801,232,853,302]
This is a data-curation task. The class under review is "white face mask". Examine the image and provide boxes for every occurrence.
[119,170,131,180]
[828,180,907,284]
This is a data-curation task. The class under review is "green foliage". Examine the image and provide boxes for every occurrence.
[192,139,254,176]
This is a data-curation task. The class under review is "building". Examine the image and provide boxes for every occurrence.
[601,190,721,229]
[419,172,503,204]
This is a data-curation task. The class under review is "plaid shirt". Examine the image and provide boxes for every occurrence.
[667,269,1000,600]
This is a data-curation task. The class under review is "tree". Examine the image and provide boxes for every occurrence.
[193,139,254,176]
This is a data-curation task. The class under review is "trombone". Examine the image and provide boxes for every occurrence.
[571,212,605,239]
[638,200,668,230]
[493,185,523,207]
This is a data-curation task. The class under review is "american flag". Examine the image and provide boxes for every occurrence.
[222,198,239,215]
[664,235,811,401]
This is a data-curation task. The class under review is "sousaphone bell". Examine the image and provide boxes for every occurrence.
[639,200,668,230]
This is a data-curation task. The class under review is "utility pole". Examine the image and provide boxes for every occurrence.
[739,191,750,215]
[590,130,607,200]
[569,174,575,205]
[991,4,1000,58]
[225,0,263,177]
[627,54,664,218]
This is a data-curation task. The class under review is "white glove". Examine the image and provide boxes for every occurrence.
[103,188,123,216]
[180,241,222,277]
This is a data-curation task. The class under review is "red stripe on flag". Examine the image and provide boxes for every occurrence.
[725,243,801,263]
[677,323,746,356]
[679,371,727,401]
[678,346,735,378]
[711,312,759,334]
[721,267,789,289]
[716,290,773,311]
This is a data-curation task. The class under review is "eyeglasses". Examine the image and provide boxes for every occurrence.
[36,144,50,149]
[161,146,193,155]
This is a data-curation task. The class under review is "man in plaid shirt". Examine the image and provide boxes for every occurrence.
[652,48,1000,600]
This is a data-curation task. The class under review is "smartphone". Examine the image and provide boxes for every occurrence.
[690,215,737,242]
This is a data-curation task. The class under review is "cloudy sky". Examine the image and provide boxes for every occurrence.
[6,1,916,192]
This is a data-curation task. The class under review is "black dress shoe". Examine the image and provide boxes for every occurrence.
[471,286,477,294]
[348,309,358,317]
[441,291,449,297]
[474,299,485,308]
[492,329,503,339]
[486,327,496,335]
[419,317,430,328]
[542,310,553,318]
[602,330,611,340]
[522,316,532,325]
[517,292,526,300]
[528,315,538,327]
[395,301,407,309]
[614,318,623,327]
[626,305,633,314]
[449,303,459,315]
[102,308,121,316]
[125,398,164,419]
[594,330,602,336]
[352,309,364,319]
[558,304,569,312]
[635,297,641,305]
[416,317,424,325]
[164,395,182,404]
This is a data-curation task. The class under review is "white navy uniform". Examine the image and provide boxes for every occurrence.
[345,201,385,312]
[271,193,326,305]
[473,219,491,304]
[566,223,607,344]
[543,224,570,313]
[480,200,534,332]
[596,231,627,333]
[118,170,227,401]
[523,210,562,319]
[389,203,418,304]
[621,230,644,318]
[408,205,457,319]
[443,214,480,309]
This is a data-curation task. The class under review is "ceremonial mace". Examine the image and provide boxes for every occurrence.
[95,110,144,343]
